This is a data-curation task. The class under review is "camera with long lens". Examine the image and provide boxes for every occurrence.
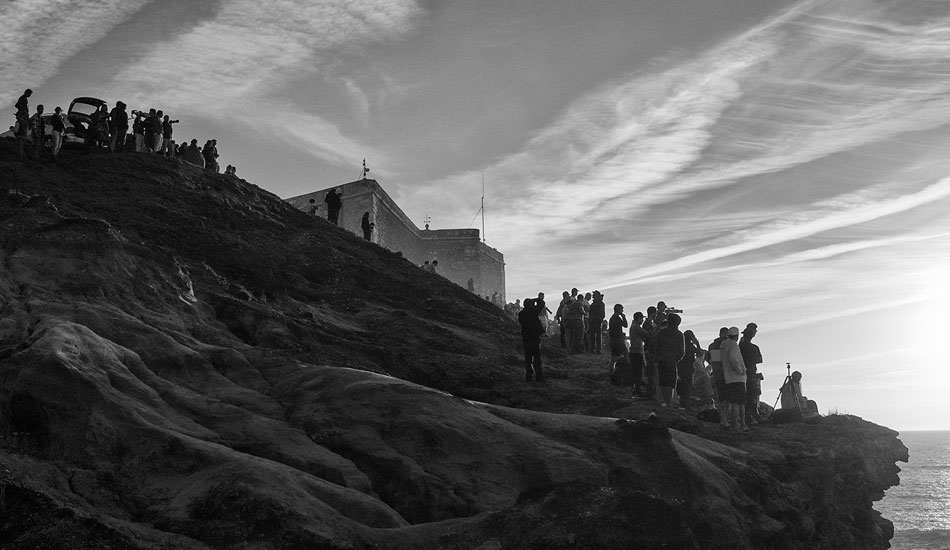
[666,307,683,314]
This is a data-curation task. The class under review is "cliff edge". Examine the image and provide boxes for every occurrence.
[0,144,908,549]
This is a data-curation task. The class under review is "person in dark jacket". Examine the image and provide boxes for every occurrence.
[132,112,146,152]
[563,295,587,354]
[110,101,128,152]
[676,329,702,409]
[161,114,177,156]
[588,291,606,354]
[555,291,571,349]
[739,323,763,424]
[29,105,46,159]
[518,298,545,382]
[361,211,374,241]
[706,327,728,403]
[49,106,66,161]
[324,188,342,224]
[14,90,32,158]
[143,109,157,151]
[654,313,684,407]
[607,303,629,384]
[152,110,165,153]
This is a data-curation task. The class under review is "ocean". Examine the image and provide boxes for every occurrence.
[876,431,950,550]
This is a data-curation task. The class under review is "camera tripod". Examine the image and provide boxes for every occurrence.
[772,362,803,414]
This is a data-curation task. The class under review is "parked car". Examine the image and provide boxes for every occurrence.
[0,96,108,149]
[67,96,108,143]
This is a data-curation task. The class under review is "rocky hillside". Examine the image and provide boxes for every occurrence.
[0,143,907,549]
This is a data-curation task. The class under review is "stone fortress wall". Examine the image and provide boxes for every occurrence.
[286,179,505,303]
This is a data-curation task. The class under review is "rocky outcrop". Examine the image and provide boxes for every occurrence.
[0,144,907,549]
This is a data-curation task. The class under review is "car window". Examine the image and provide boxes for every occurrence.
[70,103,99,116]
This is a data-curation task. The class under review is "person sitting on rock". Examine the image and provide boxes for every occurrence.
[780,371,819,417]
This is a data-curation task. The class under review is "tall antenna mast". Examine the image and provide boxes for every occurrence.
[481,172,486,243]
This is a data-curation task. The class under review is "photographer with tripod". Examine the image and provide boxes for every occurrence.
[778,366,819,417]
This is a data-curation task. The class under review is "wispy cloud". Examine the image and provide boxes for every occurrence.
[601,176,950,289]
[412,0,950,263]
[100,0,422,168]
[0,0,150,107]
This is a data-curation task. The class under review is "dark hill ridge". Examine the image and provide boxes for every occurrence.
[0,144,907,550]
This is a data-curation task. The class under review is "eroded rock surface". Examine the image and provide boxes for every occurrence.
[1,145,907,549]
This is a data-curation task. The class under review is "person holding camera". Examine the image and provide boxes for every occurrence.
[739,323,763,424]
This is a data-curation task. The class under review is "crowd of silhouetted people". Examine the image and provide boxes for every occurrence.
[8,88,234,176]
[518,288,818,433]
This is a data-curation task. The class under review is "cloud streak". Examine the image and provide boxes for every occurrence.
[0,0,150,107]
[101,0,422,168]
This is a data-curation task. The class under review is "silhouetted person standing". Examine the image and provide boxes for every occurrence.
[564,295,586,354]
[555,291,571,349]
[707,327,728,403]
[721,327,748,433]
[628,312,649,397]
[361,211,374,241]
[739,323,763,424]
[15,89,31,121]
[308,198,318,215]
[132,112,146,152]
[29,105,46,159]
[49,106,66,161]
[110,102,128,152]
[467,278,475,293]
[655,313,684,407]
[589,291,606,354]
[608,304,629,383]
[14,90,31,158]
[325,188,342,225]
[518,298,544,382]
[152,110,165,153]
[677,329,701,409]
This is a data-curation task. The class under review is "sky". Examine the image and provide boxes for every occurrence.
[3,0,950,431]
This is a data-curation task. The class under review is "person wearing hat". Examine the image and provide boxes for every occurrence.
[740,323,763,424]
[589,291,606,354]
[720,326,749,433]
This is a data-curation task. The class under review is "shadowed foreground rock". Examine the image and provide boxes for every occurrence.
[0,144,907,549]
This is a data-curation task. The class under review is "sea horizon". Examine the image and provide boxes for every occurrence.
[877,430,950,550]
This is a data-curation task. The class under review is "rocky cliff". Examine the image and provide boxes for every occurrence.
[0,144,908,549]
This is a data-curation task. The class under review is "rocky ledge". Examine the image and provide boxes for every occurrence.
[0,144,907,549]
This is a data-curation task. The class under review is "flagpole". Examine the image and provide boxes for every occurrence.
[481,172,485,243]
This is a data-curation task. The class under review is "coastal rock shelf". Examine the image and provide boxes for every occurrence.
[0,143,907,549]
